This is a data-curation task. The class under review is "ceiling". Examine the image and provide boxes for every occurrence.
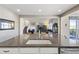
[0,4,77,16]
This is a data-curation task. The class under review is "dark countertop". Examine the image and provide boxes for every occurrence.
[0,33,79,48]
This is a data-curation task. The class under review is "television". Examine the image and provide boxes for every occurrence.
[0,18,15,30]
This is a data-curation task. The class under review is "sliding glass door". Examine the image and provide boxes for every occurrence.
[69,16,79,39]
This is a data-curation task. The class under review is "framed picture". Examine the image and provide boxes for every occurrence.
[0,18,15,30]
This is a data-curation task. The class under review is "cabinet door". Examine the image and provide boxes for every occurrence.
[19,48,39,54]
[40,48,58,54]
[0,48,18,54]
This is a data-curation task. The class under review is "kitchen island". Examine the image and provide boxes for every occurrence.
[0,33,79,54]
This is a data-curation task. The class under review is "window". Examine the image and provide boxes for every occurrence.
[0,19,15,30]
[70,19,76,39]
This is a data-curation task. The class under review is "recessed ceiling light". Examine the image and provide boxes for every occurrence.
[17,9,20,12]
[38,9,42,12]
[58,10,62,12]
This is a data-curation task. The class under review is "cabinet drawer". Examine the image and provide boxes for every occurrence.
[40,48,58,54]
[19,48,39,54]
[0,48,18,54]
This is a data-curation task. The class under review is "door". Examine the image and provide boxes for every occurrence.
[69,16,79,40]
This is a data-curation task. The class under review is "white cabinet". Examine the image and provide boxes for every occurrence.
[19,48,39,54]
[19,47,58,54]
[0,48,18,54]
[0,47,58,54]
[40,48,58,54]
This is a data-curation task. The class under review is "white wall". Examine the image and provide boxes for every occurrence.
[0,6,19,42]
[20,17,25,35]
[61,15,70,45]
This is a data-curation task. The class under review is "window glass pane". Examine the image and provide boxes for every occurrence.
[70,20,76,29]
[70,19,76,39]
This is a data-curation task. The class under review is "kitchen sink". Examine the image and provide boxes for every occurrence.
[26,40,52,44]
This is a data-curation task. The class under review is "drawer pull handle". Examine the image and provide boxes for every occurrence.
[3,50,10,52]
